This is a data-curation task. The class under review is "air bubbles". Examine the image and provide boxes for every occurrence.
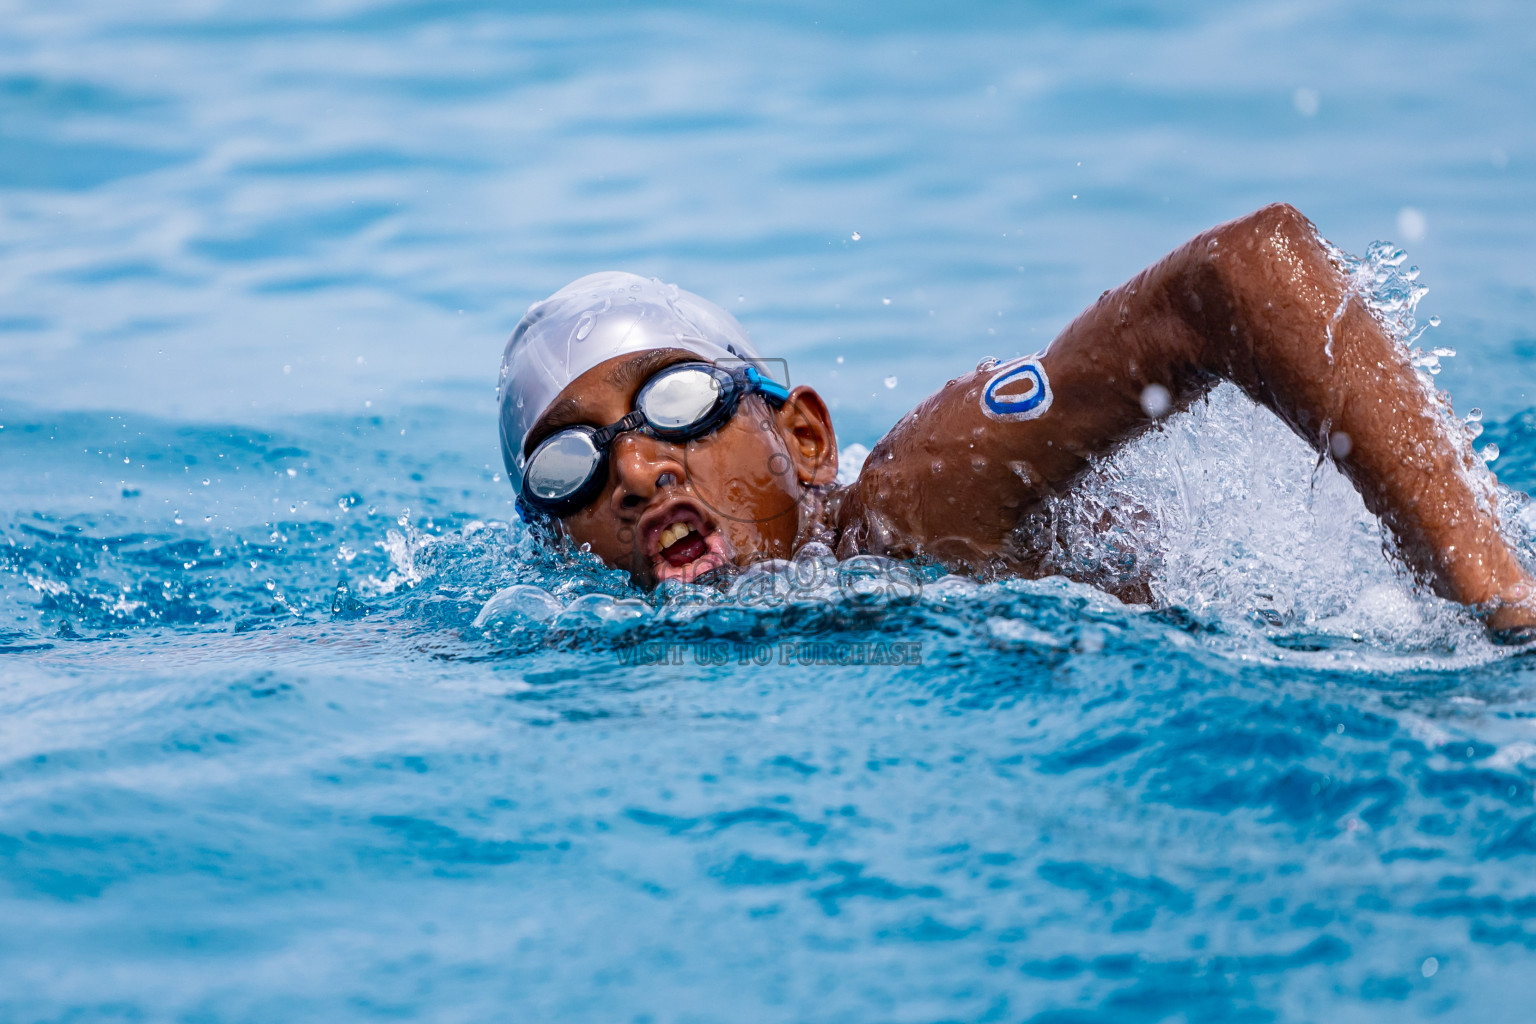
[1397,207,1428,244]
[1293,87,1320,117]
[884,376,898,389]
[473,584,563,628]
[1140,383,1172,419]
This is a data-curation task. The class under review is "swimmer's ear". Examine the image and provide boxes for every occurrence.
[773,386,838,487]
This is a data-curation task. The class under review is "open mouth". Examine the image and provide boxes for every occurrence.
[657,521,708,567]
[642,501,732,585]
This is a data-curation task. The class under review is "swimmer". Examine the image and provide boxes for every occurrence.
[498,203,1536,632]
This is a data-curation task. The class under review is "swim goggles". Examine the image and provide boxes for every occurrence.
[520,361,791,517]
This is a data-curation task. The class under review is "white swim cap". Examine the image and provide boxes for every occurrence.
[498,271,766,492]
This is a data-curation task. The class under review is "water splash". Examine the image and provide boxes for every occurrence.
[1015,243,1527,662]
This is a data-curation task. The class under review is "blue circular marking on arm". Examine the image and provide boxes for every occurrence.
[982,358,1053,421]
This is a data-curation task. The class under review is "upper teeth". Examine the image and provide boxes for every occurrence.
[659,522,693,550]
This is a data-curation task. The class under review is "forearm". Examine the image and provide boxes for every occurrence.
[1193,204,1532,617]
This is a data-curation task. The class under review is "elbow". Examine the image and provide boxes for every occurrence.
[1175,203,1333,381]
[1201,202,1339,321]
[1208,202,1324,278]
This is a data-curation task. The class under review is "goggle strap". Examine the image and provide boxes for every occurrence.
[744,366,791,405]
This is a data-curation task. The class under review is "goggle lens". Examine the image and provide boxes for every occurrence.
[636,366,725,433]
[525,430,602,502]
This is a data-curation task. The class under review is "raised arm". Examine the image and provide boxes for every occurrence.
[838,203,1536,628]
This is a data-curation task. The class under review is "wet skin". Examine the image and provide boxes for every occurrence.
[530,204,1536,628]
[526,348,839,588]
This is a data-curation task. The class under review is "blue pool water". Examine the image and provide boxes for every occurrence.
[6,1,1536,1020]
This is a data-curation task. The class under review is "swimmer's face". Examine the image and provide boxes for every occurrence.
[524,349,838,587]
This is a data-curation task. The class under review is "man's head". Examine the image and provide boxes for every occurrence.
[499,273,837,586]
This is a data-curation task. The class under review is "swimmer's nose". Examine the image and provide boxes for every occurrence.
[608,433,686,515]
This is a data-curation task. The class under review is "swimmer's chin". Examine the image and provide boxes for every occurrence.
[648,530,735,586]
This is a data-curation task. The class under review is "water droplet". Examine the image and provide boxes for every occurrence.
[976,356,1000,372]
[1481,443,1500,462]
[1429,315,1441,327]
[201,478,210,486]
[1140,383,1172,419]
[851,231,861,241]
[1421,957,1439,978]
[1329,431,1352,458]
[1293,87,1320,117]
[1432,347,1456,358]
[884,376,898,389]
[574,314,594,341]
[1466,408,1483,422]
[882,297,891,306]
[836,356,844,364]
[1397,207,1427,243]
